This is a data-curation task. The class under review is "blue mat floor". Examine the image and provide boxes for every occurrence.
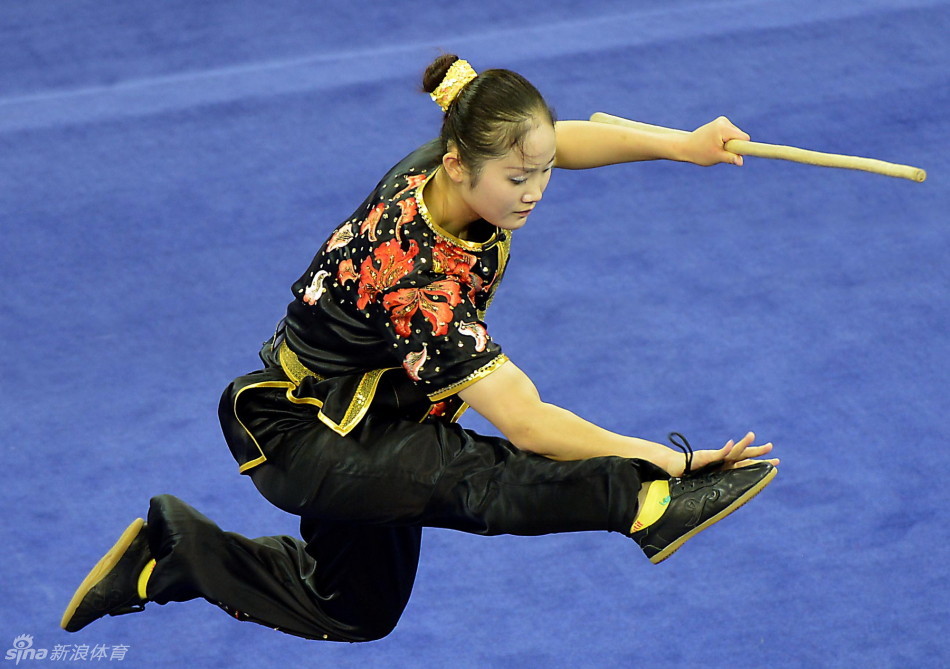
[1,1,947,667]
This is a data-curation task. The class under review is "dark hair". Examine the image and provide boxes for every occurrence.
[422,54,556,178]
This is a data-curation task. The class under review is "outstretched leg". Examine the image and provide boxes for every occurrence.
[236,396,669,537]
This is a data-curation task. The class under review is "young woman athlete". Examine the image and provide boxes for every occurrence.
[62,54,779,643]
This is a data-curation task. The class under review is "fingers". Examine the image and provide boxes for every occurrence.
[734,431,756,449]
[717,115,751,142]
[723,432,774,462]
[718,147,743,166]
[716,116,750,166]
[705,431,778,472]
[730,457,780,469]
[723,431,754,456]
[686,435,778,475]
[737,444,775,462]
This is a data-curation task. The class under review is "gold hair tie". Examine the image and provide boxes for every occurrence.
[430,59,478,112]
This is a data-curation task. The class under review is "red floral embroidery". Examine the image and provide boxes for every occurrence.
[433,239,483,299]
[359,203,385,242]
[383,279,463,337]
[356,239,419,309]
[338,259,358,285]
[393,174,427,199]
[394,197,418,241]
[428,401,449,417]
[433,240,476,278]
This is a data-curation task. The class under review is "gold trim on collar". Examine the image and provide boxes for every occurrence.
[479,231,512,319]
[416,169,499,252]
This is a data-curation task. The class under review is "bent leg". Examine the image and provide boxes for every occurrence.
[144,494,420,642]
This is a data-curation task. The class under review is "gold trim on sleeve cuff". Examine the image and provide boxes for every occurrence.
[427,354,509,401]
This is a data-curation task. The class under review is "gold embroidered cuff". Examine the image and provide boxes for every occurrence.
[427,354,509,401]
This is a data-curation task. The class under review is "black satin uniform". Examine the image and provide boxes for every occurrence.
[142,142,665,642]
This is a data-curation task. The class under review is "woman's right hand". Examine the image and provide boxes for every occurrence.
[683,116,751,167]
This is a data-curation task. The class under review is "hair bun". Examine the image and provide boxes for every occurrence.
[422,54,460,94]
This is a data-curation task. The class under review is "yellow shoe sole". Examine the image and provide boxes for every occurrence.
[61,518,146,631]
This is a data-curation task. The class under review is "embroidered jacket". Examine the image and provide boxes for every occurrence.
[264,140,511,439]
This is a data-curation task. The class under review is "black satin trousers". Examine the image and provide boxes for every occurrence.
[143,371,665,642]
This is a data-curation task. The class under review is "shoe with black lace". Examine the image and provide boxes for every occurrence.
[631,433,776,564]
[61,518,151,632]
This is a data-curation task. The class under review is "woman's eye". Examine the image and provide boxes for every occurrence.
[510,178,527,185]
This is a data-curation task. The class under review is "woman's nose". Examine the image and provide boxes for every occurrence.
[523,187,542,204]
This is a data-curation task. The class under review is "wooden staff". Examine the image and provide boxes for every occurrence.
[589,112,927,183]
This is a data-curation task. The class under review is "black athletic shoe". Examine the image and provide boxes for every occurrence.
[631,433,777,564]
[61,518,151,632]
[632,462,776,564]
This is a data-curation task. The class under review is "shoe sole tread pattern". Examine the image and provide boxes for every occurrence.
[60,518,146,632]
[651,466,777,564]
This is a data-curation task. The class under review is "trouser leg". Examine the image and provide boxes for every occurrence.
[423,423,663,535]
[144,494,421,642]
[247,410,668,537]
[297,517,421,640]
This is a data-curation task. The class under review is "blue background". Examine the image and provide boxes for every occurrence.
[1,1,947,666]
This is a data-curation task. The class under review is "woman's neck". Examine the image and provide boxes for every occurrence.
[424,168,478,240]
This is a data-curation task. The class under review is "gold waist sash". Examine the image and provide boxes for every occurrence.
[277,340,325,385]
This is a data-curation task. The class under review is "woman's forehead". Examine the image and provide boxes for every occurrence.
[501,123,557,167]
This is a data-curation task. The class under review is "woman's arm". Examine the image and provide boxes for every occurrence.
[458,359,775,476]
[554,117,751,169]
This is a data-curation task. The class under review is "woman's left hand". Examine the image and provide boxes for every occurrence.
[666,431,779,477]
[685,116,751,166]
[713,431,779,470]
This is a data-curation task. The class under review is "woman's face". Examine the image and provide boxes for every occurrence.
[459,120,557,231]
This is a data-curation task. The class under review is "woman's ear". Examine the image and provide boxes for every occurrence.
[442,149,466,184]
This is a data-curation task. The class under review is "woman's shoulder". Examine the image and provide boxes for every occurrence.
[352,139,441,218]
[382,139,443,182]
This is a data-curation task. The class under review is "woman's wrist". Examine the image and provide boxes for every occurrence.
[622,438,679,474]
[664,134,692,163]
